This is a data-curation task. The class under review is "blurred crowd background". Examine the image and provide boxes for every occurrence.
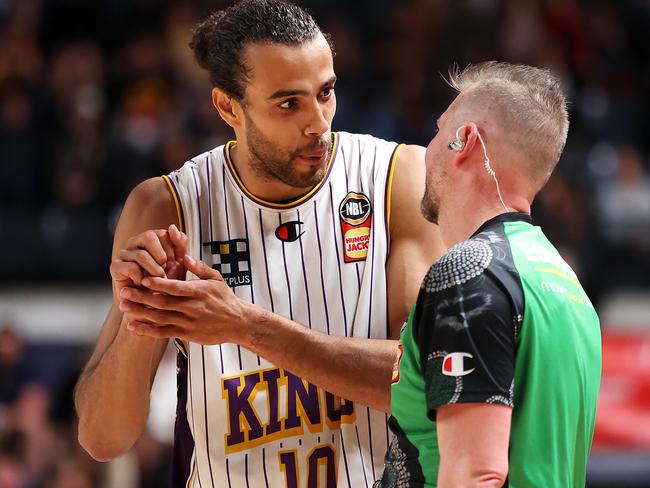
[1,0,649,487]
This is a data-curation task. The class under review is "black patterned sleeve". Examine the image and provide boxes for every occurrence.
[413,239,517,419]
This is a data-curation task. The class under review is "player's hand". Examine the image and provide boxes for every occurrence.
[110,224,188,298]
[119,255,252,345]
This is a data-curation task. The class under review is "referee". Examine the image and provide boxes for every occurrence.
[381,62,601,488]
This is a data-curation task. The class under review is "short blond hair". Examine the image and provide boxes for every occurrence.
[448,62,569,185]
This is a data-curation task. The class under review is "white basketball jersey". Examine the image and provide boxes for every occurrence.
[164,131,402,488]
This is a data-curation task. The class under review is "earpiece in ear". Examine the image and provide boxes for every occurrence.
[447,140,465,151]
[447,124,467,151]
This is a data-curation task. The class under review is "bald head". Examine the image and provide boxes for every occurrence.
[447,62,569,190]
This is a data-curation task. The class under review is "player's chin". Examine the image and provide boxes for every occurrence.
[303,164,328,183]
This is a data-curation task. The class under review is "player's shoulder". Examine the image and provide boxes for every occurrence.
[125,177,176,220]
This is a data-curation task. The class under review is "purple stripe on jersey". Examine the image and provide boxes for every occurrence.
[205,159,226,375]
[189,348,204,488]
[222,166,243,370]
[245,453,250,488]
[371,145,377,191]
[191,165,215,487]
[226,458,232,488]
[385,413,390,453]
[190,165,203,259]
[200,346,215,487]
[380,144,390,337]
[366,408,375,479]
[296,208,312,328]
[328,183,348,336]
[279,214,294,320]
[341,143,349,190]
[258,209,275,313]
[313,201,331,334]
[207,156,214,240]
[241,196,261,366]
[262,448,270,487]
[168,174,187,232]
[340,430,352,488]
[222,165,231,239]
[368,203,376,339]
[171,352,195,487]
[355,425,369,487]
[384,144,399,252]
[240,197,254,304]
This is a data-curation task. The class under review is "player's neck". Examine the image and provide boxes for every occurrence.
[229,144,317,203]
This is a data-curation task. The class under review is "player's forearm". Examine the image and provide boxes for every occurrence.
[240,303,396,413]
[75,324,161,461]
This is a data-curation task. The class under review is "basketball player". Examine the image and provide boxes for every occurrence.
[74,1,443,487]
[379,62,601,486]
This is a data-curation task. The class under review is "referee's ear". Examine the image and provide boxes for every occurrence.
[212,88,241,129]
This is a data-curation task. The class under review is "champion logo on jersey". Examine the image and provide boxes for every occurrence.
[442,352,475,377]
[339,192,372,263]
[275,221,304,242]
[204,238,252,288]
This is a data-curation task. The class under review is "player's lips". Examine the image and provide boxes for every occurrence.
[299,149,328,165]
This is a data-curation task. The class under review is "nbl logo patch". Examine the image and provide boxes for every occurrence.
[339,192,372,263]
[203,238,252,287]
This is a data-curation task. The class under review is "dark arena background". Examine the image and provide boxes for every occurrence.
[1,0,649,486]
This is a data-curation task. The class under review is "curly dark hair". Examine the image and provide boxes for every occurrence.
[190,0,333,100]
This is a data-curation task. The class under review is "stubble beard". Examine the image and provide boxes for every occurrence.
[420,183,440,224]
[245,113,332,189]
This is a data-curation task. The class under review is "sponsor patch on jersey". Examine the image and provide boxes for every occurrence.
[275,221,304,242]
[339,192,372,263]
[203,238,252,288]
[442,352,475,377]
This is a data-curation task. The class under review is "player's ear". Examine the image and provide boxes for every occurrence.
[212,88,242,129]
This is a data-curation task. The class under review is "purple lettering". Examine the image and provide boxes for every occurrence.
[325,392,354,422]
[279,451,299,488]
[285,371,321,429]
[307,446,336,488]
[262,368,282,436]
[223,372,264,446]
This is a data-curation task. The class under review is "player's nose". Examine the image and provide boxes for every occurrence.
[304,101,330,138]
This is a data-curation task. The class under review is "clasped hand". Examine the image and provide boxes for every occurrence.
[111,225,249,345]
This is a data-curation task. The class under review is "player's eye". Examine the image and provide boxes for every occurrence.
[279,99,296,109]
[321,88,334,99]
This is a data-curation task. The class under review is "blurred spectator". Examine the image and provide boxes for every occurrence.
[595,145,650,288]
[0,326,35,405]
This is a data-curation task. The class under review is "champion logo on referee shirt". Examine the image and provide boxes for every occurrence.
[442,352,475,377]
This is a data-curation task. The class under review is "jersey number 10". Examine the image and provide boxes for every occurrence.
[279,444,336,488]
